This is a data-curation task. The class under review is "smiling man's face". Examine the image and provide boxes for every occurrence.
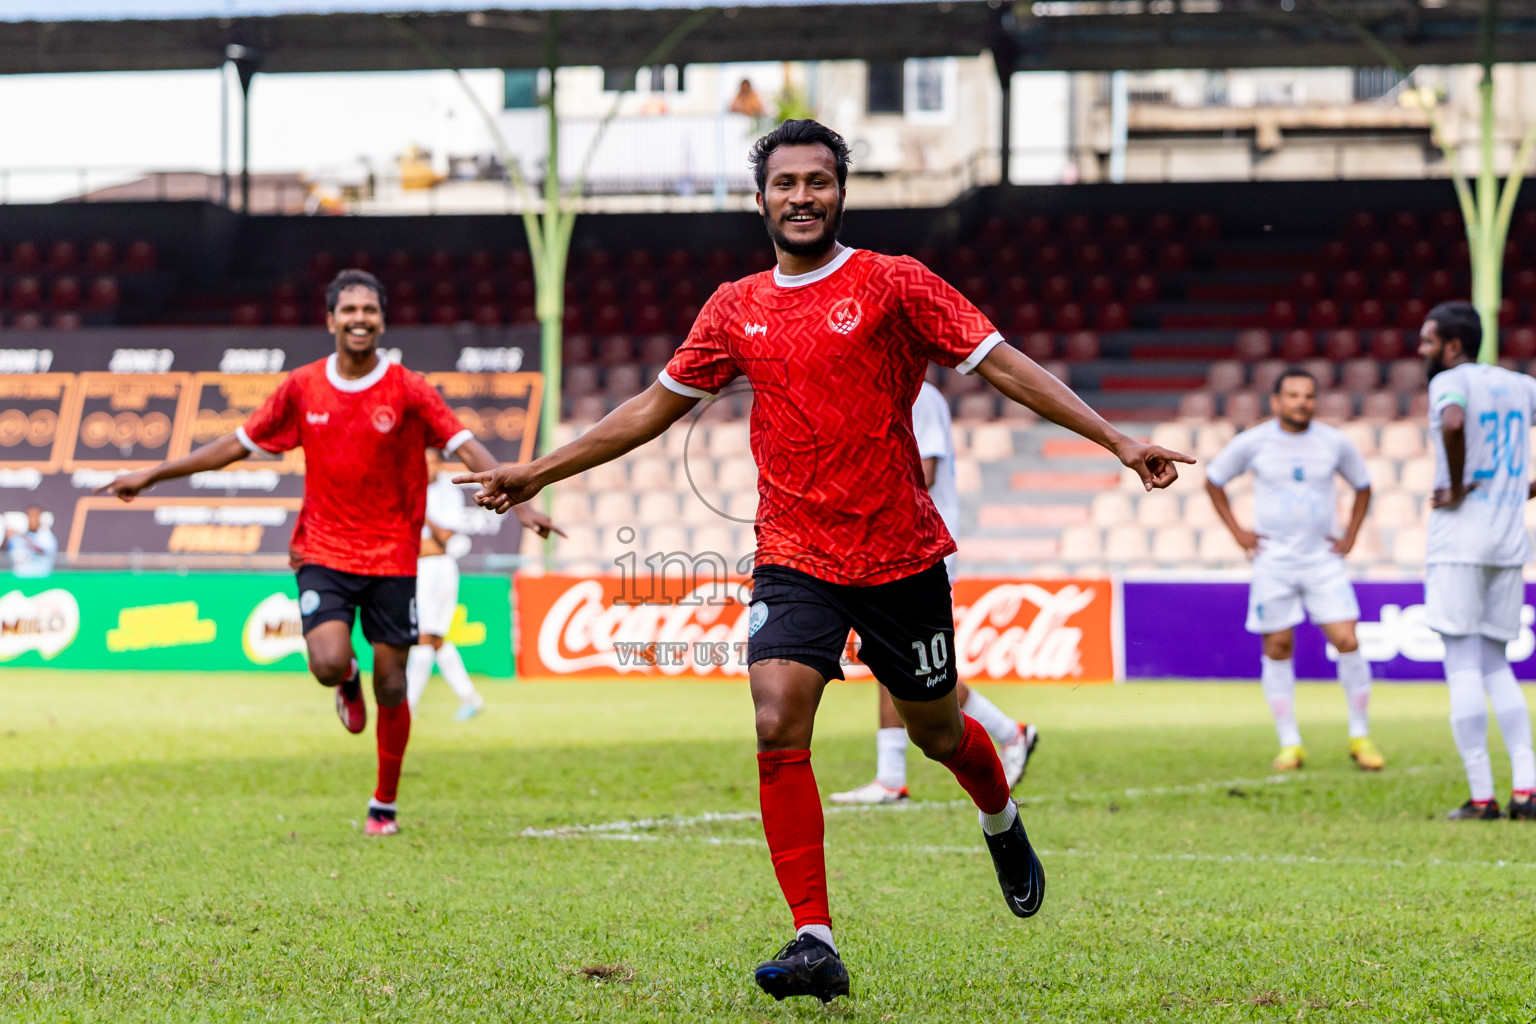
[756,143,844,259]
[326,285,385,357]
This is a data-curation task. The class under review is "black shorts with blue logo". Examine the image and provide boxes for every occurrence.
[745,560,958,702]
[295,564,418,648]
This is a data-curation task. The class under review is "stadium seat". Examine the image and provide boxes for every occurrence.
[1058,525,1103,562]
[433,302,461,326]
[1300,357,1335,388]
[1115,244,1147,275]
[44,240,77,271]
[272,302,304,326]
[1319,240,1349,268]
[1032,245,1064,275]
[1316,391,1353,423]
[955,394,996,422]
[1335,270,1367,303]
[707,423,750,458]
[1224,391,1263,427]
[1234,329,1272,362]
[636,491,681,524]
[551,491,593,524]
[1381,422,1425,460]
[1150,422,1193,452]
[1390,526,1427,566]
[1188,213,1220,241]
[86,276,119,310]
[1083,274,1115,304]
[1009,304,1045,333]
[1324,329,1362,361]
[1505,327,1536,361]
[1372,491,1419,529]
[1341,421,1378,456]
[970,423,1014,460]
[605,365,642,396]
[1307,300,1342,330]
[1097,303,1130,331]
[1055,305,1087,333]
[1386,360,1427,393]
[10,276,40,310]
[1404,238,1438,271]
[1019,331,1054,361]
[231,302,263,326]
[1136,496,1182,529]
[1194,421,1237,459]
[571,395,607,424]
[392,303,422,326]
[1125,273,1159,304]
[1359,391,1399,423]
[468,279,497,304]
[1370,329,1406,361]
[1176,392,1216,421]
[1041,275,1073,305]
[1144,213,1178,240]
[1090,491,1134,528]
[1361,240,1394,270]
[1295,271,1324,302]
[1205,361,1245,393]
[1104,525,1150,563]
[85,240,116,272]
[554,526,600,561]
[592,491,636,525]
[597,335,632,363]
[1075,246,1106,275]
[51,312,82,330]
[10,311,41,330]
[1361,455,1395,485]
[1400,455,1435,492]
[717,457,757,492]
[629,457,674,491]
[1278,329,1314,361]
[472,303,502,326]
[1183,495,1220,528]
[1062,330,1099,361]
[1151,526,1197,564]
[1158,242,1190,273]
[1379,269,1411,302]
[1268,301,1298,331]
[1352,299,1386,329]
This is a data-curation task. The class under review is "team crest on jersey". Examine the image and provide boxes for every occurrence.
[827,298,862,335]
[372,406,398,433]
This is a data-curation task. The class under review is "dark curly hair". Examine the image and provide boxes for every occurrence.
[749,119,852,193]
[325,269,387,314]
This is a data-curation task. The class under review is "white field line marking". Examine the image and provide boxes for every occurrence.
[518,767,1434,840]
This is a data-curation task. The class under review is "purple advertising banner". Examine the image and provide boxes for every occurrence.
[1123,579,1536,681]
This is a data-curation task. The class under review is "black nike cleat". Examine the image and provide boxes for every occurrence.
[1509,797,1536,821]
[1447,799,1502,820]
[753,934,850,1004]
[984,812,1045,918]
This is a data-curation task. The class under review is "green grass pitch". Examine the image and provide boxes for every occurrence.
[2,670,1534,1022]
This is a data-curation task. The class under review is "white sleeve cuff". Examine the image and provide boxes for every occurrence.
[443,428,474,456]
[658,369,715,400]
[955,331,1005,376]
[235,426,268,455]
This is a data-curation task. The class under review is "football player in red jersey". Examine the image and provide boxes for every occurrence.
[99,270,557,836]
[457,121,1192,1002]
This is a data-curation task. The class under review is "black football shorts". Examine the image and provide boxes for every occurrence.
[295,564,418,648]
[745,560,958,701]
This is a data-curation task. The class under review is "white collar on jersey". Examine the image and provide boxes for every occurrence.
[325,352,392,393]
[772,246,858,288]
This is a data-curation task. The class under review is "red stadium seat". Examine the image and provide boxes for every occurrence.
[960,275,989,302]
[508,250,532,276]
[1125,274,1159,304]
[1370,328,1406,361]
[1267,300,1298,331]
[347,250,374,273]
[1294,271,1323,302]
[47,276,80,310]
[949,247,980,276]
[1279,329,1315,361]
[1404,239,1438,271]
[231,302,263,326]
[1063,330,1100,362]
[1334,270,1367,302]
[85,240,116,272]
[433,302,461,326]
[1501,297,1520,327]
[469,279,497,304]
[1096,302,1130,332]
[1021,215,1051,244]
[1009,303,1044,333]
[123,240,157,273]
[1306,300,1342,330]
[560,307,585,334]
[425,250,455,275]
[430,280,457,304]
[979,216,1009,247]
[272,301,304,326]
[1074,245,1105,274]
[1102,214,1133,243]
[630,278,659,305]
[662,249,692,274]
[10,311,41,330]
[10,241,39,272]
[1360,240,1394,270]
[1187,214,1220,241]
[993,245,1022,273]
[45,241,76,271]
[1505,327,1536,361]
[472,303,502,326]
[1378,269,1411,302]
[1157,243,1190,273]
[583,250,615,276]
[1041,275,1074,305]
[1083,274,1116,304]
[1351,299,1386,329]
[1431,210,1463,239]
[1396,298,1428,329]
[1144,213,1178,241]
[50,311,83,330]
[10,276,41,310]
[305,251,336,281]
[624,250,654,275]
[590,304,624,334]
[1324,329,1361,361]
[1344,212,1378,239]
[673,303,702,335]
[1019,331,1055,361]
[596,335,632,365]
[639,334,675,363]
[466,250,494,273]
[1115,243,1147,274]
[565,366,600,395]
[1062,214,1093,243]
[702,249,734,276]
[633,304,666,334]
[86,276,120,310]
[563,334,594,365]
[1513,268,1536,300]
[1055,304,1087,333]
[391,280,419,305]
[1319,240,1349,268]
[999,275,1030,305]
[588,279,619,305]
[1339,358,1379,394]
[383,249,413,276]
[1234,329,1272,362]
[673,279,699,305]
[392,302,422,326]
[1032,244,1064,275]
[1388,211,1419,239]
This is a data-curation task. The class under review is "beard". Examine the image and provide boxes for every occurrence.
[763,199,843,258]
[1424,353,1448,379]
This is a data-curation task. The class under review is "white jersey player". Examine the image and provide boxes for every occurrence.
[830,381,1037,805]
[1205,369,1383,772]
[1417,301,1536,822]
[406,448,485,719]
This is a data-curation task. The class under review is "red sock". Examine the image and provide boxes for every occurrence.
[758,750,830,929]
[374,702,411,804]
[942,714,1010,815]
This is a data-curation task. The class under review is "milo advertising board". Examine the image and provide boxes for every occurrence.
[0,572,513,676]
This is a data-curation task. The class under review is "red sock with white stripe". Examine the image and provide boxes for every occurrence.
[943,714,1018,834]
[758,749,832,948]
[374,702,411,805]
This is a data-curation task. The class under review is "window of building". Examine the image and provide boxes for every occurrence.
[503,69,539,110]
[867,62,904,115]
[903,58,957,124]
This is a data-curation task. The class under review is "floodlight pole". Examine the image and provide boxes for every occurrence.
[227,45,262,215]
[989,8,1018,185]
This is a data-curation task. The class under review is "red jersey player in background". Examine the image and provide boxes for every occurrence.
[457,121,1192,1003]
[100,270,557,836]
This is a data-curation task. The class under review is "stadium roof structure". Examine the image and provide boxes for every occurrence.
[3,0,1536,76]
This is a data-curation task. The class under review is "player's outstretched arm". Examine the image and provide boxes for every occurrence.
[975,343,1194,490]
[1203,479,1261,558]
[456,381,701,513]
[94,434,251,502]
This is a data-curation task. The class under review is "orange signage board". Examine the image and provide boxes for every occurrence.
[515,574,1118,683]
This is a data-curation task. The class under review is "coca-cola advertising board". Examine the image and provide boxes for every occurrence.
[514,574,1119,683]
[1121,579,1536,680]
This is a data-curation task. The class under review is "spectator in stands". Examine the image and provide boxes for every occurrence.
[6,504,57,578]
[730,78,766,119]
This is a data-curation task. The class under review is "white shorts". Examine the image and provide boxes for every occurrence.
[416,554,461,637]
[1245,557,1360,635]
[1424,563,1526,641]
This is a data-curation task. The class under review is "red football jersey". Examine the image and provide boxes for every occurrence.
[238,355,471,576]
[662,247,1002,585]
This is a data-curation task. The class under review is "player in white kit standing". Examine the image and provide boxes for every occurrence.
[830,381,1037,804]
[1417,301,1536,821]
[1205,368,1384,771]
[406,448,486,720]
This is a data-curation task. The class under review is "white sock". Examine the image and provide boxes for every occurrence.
[978,798,1019,836]
[435,642,481,704]
[1261,655,1302,747]
[1482,636,1536,792]
[1444,634,1495,802]
[962,689,1020,745]
[796,924,835,952]
[1336,649,1372,739]
[405,645,434,711]
[367,797,397,813]
[875,727,908,790]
